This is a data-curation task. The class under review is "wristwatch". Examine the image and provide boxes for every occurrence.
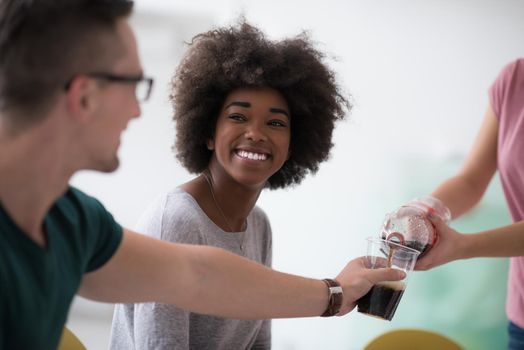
[321,278,343,317]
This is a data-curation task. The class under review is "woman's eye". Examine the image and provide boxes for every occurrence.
[268,120,287,127]
[228,114,246,121]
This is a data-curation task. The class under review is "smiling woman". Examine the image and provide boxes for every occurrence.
[209,87,291,191]
[109,20,350,350]
[171,21,350,190]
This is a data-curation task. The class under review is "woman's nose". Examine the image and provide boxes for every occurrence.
[244,123,267,142]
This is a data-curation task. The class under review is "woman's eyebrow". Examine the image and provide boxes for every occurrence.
[224,101,289,118]
[270,107,289,118]
[224,101,251,109]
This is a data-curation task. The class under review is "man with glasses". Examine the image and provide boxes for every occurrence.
[0,1,404,349]
[64,73,154,102]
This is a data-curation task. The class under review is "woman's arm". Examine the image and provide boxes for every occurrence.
[415,104,508,271]
[416,219,524,270]
[431,104,499,218]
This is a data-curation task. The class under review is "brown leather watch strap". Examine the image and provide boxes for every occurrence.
[321,278,343,317]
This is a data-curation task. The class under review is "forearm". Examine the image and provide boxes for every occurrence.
[81,231,328,320]
[176,245,327,319]
[432,108,498,219]
[432,175,486,219]
[461,221,524,259]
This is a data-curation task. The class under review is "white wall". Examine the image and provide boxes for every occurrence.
[68,1,524,349]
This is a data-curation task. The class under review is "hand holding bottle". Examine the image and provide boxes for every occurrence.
[381,196,451,257]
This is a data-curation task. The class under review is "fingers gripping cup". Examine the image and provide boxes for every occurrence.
[357,238,420,321]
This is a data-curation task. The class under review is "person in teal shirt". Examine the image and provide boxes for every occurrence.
[0,1,404,349]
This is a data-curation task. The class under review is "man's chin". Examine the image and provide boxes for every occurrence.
[95,158,120,173]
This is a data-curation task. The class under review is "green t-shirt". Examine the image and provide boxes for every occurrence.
[0,187,123,350]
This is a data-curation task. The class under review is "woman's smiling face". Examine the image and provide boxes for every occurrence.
[208,87,291,188]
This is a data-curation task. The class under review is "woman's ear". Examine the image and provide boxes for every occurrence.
[206,139,215,150]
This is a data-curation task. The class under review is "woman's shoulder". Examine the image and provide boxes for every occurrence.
[496,58,524,80]
[512,58,524,68]
[248,205,272,233]
[161,187,212,228]
[135,188,208,240]
[250,205,269,220]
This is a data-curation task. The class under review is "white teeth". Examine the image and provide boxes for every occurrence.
[237,150,268,161]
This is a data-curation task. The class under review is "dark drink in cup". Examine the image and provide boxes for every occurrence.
[358,238,418,321]
[357,281,406,321]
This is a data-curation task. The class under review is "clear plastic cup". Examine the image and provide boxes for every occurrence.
[357,237,420,321]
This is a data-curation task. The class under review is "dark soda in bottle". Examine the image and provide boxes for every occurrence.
[381,196,451,258]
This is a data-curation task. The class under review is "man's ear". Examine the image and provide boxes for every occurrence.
[206,138,215,150]
[65,75,100,123]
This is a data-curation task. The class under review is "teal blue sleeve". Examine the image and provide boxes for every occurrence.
[68,188,124,273]
[85,199,123,272]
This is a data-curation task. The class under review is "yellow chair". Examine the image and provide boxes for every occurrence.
[364,328,464,350]
[57,327,87,350]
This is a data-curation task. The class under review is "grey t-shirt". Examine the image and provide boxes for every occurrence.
[110,188,272,350]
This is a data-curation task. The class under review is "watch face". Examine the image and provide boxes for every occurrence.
[331,286,343,294]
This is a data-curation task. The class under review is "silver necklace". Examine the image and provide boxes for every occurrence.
[202,171,246,251]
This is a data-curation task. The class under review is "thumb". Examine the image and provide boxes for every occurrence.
[366,267,406,285]
[428,212,446,228]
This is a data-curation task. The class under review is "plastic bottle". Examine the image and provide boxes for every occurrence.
[381,196,451,257]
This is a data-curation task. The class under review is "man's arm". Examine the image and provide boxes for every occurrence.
[79,229,403,319]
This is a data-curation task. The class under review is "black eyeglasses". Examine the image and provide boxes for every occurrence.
[65,73,154,102]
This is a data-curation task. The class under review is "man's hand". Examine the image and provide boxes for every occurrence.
[335,257,406,315]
